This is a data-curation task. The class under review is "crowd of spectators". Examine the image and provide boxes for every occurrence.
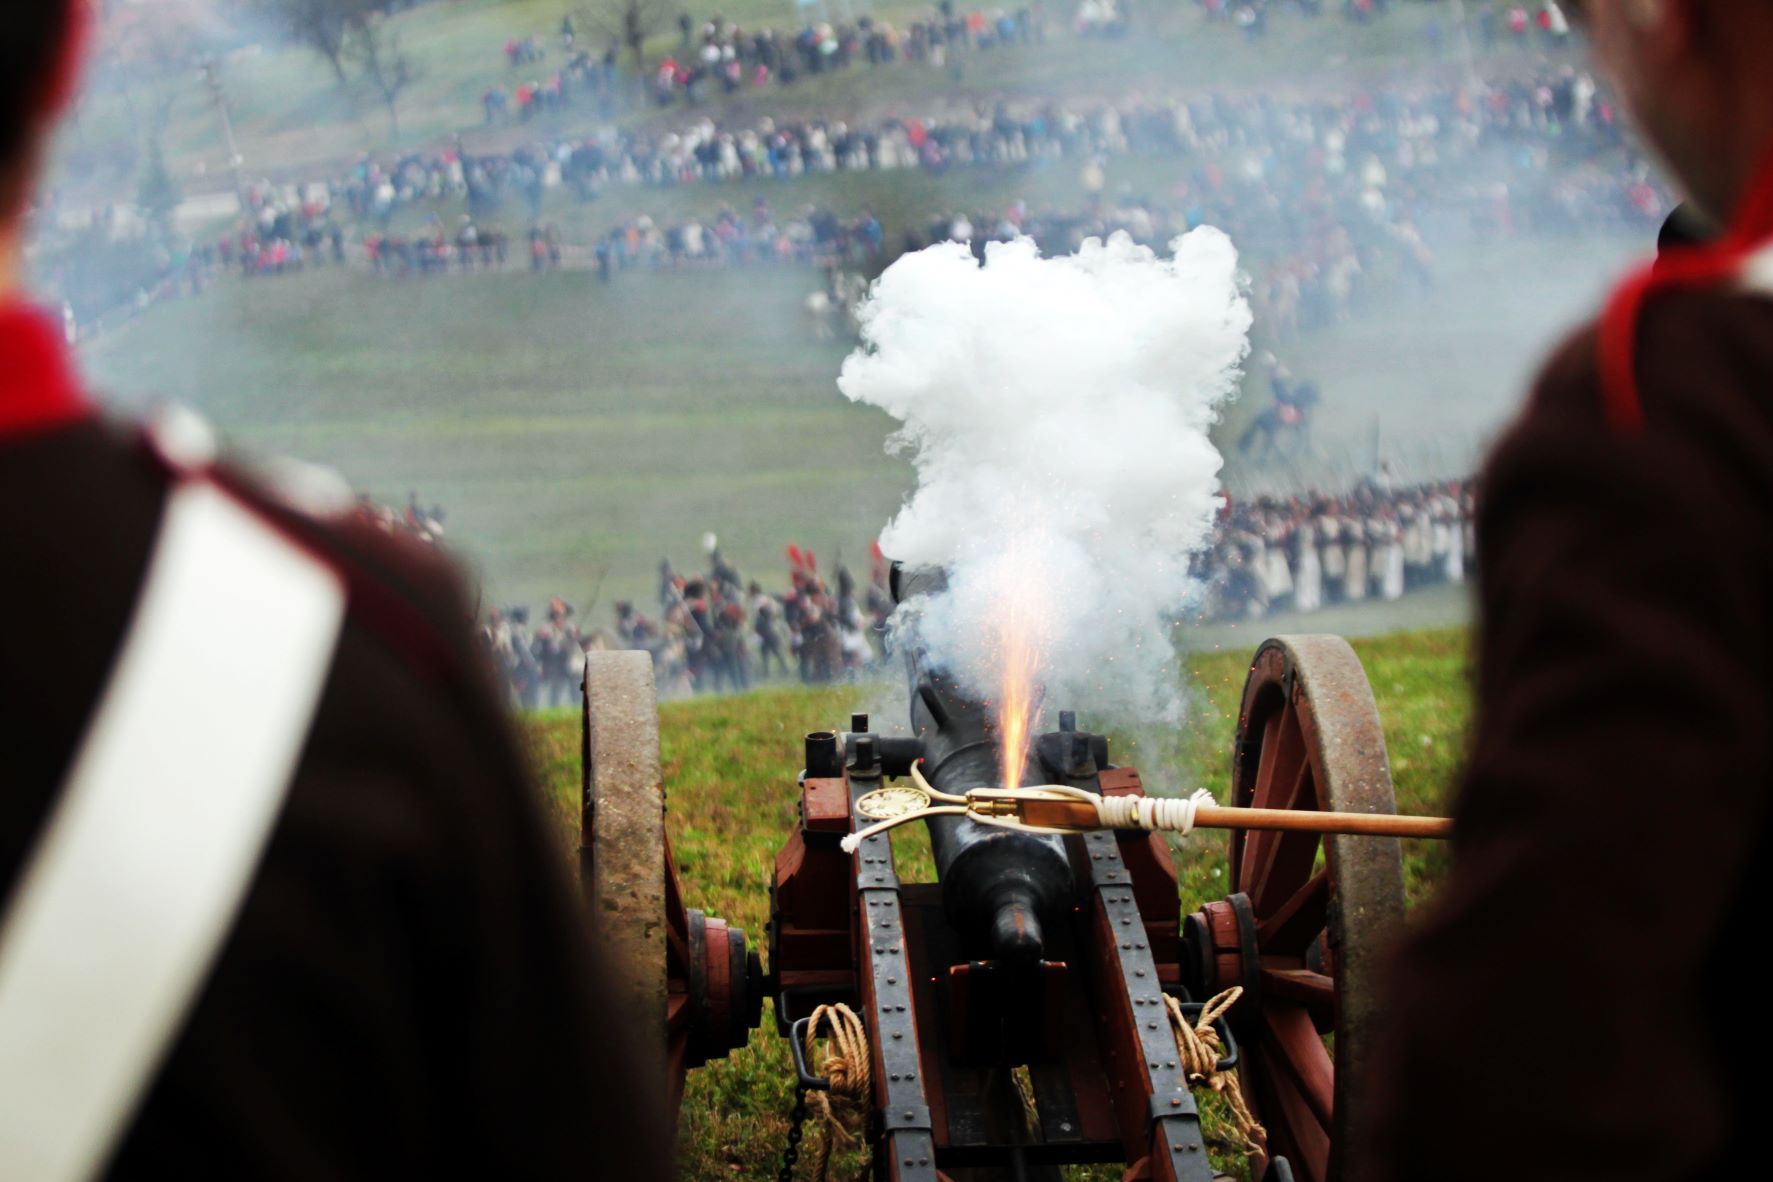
[232,202,882,281]
[190,61,1666,354]
[1200,1,1574,47]
[267,62,1655,273]
[178,58,1663,340]
[307,62,1618,216]
[478,2,1585,119]
[590,201,883,279]
[481,4,1051,122]
[54,1,1611,331]
[485,26,627,127]
[648,4,1048,106]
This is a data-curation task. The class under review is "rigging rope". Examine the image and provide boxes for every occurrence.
[1164,987,1268,1158]
[800,1003,871,1182]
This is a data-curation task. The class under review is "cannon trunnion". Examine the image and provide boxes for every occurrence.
[580,636,1408,1182]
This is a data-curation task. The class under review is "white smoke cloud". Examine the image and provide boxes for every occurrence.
[839,229,1251,732]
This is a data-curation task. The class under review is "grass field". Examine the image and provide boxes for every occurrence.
[63,0,1503,200]
[76,225,1634,616]
[522,627,1468,1179]
[80,263,902,612]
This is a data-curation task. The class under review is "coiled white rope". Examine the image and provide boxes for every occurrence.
[1096,788,1218,835]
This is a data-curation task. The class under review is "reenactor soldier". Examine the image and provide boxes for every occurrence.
[0,6,667,1178]
[1368,3,1773,1178]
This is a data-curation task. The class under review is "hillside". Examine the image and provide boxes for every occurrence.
[62,0,1511,202]
[76,224,1626,616]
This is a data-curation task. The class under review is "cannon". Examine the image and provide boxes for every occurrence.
[579,619,1439,1181]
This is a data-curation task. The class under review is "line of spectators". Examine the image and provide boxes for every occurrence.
[299,63,1648,247]
[649,4,1049,106]
[275,201,882,281]
[485,4,1050,123]
[1201,1,1575,47]
[590,201,883,279]
[142,61,1668,368]
[209,62,1662,309]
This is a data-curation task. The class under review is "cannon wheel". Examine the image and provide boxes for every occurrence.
[581,651,686,1116]
[580,652,762,1126]
[1186,636,1405,1182]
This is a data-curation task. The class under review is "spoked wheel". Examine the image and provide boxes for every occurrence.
[1183,636,1405,1182]
[580,651,762,1127]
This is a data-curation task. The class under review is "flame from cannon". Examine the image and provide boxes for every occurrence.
[988,530,1048,791]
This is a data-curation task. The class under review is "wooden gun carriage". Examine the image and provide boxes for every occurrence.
[579,633,1429,1182]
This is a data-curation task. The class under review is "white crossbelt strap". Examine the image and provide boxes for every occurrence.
[1739,241,1773,300]
[0,480,347,1181]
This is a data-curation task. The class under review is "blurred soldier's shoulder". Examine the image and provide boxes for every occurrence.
[0,411,660,1176]
[0,407,489,717]
[1516,279,1773,438]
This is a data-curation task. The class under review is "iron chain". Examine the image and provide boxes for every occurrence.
[777,1085,810,1182]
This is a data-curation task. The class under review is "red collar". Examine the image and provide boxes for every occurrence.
[0,303,93,440]
[1718,145,1773,255]
[1598,145,1773,432]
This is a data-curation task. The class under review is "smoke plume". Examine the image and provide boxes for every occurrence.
[839,230,1252,753]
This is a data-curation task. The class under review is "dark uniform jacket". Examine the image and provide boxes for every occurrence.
[1365,255,1773,1175]
[0,307,671,1178]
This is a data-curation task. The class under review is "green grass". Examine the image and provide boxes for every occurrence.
[78,263,907,612]
[523,627,1468,1179]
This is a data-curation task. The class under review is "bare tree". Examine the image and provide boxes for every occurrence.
[577,0,675,77]
[345,13,415,139]
[102,0,220,137]
[79,0,222,202]
[248,0,358,86]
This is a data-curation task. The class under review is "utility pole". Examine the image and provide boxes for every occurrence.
[200,58,247,207]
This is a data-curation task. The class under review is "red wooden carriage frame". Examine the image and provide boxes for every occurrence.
[581,635,1407,1182]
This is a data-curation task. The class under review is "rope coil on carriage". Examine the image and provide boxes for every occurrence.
[799,1003,872,1182]
[1165,988,1268,1158]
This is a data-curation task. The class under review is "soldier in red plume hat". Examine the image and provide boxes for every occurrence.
[0,6,667,1178]
[1365,3,1773,1178]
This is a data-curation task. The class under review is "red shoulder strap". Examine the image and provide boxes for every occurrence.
[1596,249,1734,434]
[0,305,92,440]
[1598,145,1773,433]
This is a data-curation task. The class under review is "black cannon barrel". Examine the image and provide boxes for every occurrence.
[892,565,1075,966]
